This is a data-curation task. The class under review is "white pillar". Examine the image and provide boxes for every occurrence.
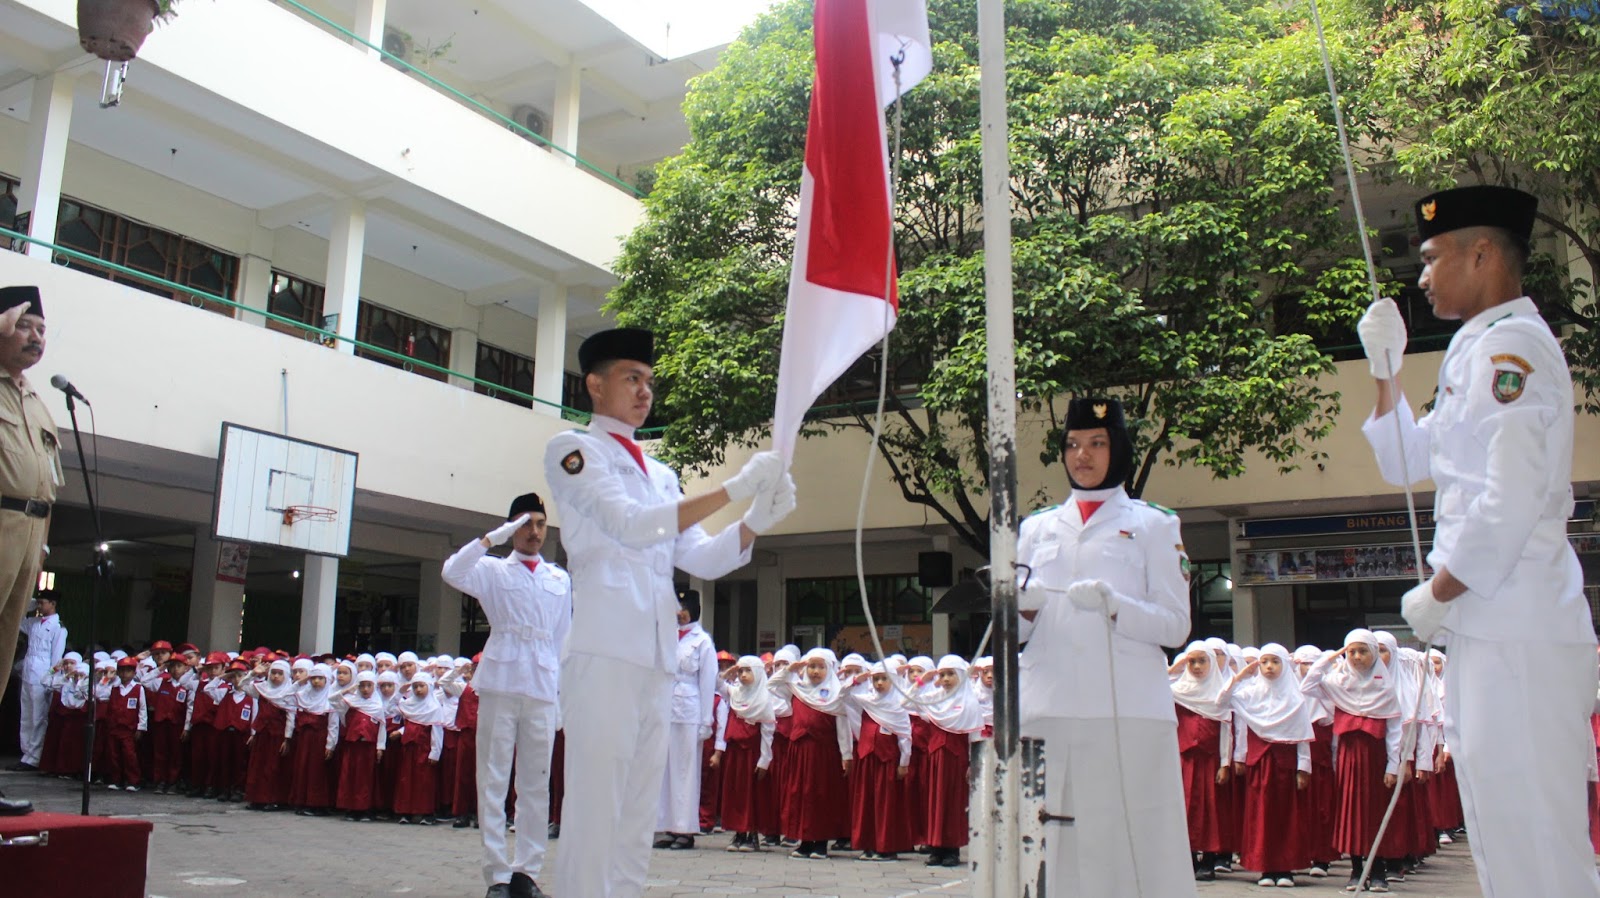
[448,319,479,390]
[299,555,340,655]
[757,561,783,649]
[551,64,581,164]
[125,564,154,646]
[534,284,569,415]
[417,560,462,656]
[237,253,274,327]
[1228,523,1258,645]
[188,532,246,652]
[354,0,388,58]
[321,198,366,354]
[932,609,951,657]
[690,576,714,638]
[18,74,74,261]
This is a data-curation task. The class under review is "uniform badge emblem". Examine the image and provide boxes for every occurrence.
[1093,403,1108,419]
[1420,200,1437,222]
[561,450,585,474]
[1489,353,1532,404]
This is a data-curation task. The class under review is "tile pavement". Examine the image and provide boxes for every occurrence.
[3,768,1486,897]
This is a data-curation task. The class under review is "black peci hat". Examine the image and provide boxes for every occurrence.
[577,327,654,375]
[507,492,545,519]
[1061,397,1134,491]
[0,286,42,318]
[1415,185,1538,251]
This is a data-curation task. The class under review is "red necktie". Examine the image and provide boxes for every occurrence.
[1076,500,1104,522]
[521,560,539,575]
[607,432,648,475]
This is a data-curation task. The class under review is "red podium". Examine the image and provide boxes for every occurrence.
[0,812,153,897]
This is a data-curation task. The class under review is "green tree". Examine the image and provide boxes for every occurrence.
[1365,0,1600,410]
[610,0,1372,555]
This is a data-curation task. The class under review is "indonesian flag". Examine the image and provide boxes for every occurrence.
[771,0,932,462]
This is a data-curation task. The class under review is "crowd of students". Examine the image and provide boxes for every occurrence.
[1170,631,1464,891]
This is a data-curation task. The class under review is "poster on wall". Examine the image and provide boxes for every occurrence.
[1236,544,1431,586]
[217,541,250,585]
[828,625,934,659]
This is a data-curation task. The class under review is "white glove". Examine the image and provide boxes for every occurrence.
[698,725,713,742]
[1066,580,1119,616]
[486,513,530,546]
[742,474,797,534]
[723,451,784,503]
[1357,298,1407,379]
[1402,579,1451,644]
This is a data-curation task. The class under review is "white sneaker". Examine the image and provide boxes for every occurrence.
[1276,877,1296,888]
[107,783,122,790]
[1438,832,1454,844]
[125,784,140,792]
[1257,876,1275,887]
[1309,865,1329,877]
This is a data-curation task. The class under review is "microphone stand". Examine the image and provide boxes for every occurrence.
[62,389,110,817]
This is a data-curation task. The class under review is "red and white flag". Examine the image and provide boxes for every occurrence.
[771,0,932,462]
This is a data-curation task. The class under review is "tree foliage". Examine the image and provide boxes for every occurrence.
[610,0,1376,555]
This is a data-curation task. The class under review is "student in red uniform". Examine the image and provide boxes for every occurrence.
[845,661,914,861]
[764,645,801,847]
[700,650,737,835]
[1218,644,1314,888]
[336,670,387,821]
[1169,641,1233,881]
[39,652,88,777]
[443,655,480,829]
[288,663,339,816]
[186,652,227,797]
[245,659,298,811]
[209,659,255,801]
[376,670,403,817]
[1292,645,1339,877]
[392,672,448,825]
[720,655,779,852]
[920,655,985,868]
[771,647,852,859]
[1425,649,1465,843]
[145,654,192,793]
[900,655,934,853]
[99,657,148,790]
[1373,631,1438,880]
[1299,629,1402,892]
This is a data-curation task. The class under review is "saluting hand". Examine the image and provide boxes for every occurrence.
[0,303,26,337]
[486,514,530,547]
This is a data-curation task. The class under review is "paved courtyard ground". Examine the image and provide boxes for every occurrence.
[3,767,1486,897]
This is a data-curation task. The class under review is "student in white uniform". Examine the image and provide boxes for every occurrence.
[655,591,719,849]
[12,593,66,771]
[442,492,572,898]
[1358,184,1600,897]
[1017,397,1195,898]
[544,328,796,898]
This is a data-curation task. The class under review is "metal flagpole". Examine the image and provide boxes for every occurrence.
[976,0,1021,895]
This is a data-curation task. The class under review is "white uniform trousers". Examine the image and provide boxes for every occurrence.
[18,679,48,765]
[475,691,557,888]
[1445,634,1600,897]
[1027,716,1197,898]
[553,653,672,898]
[656,722,703,833]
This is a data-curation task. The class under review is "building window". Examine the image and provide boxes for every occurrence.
[1189,560,1234,642]
[265,271,325,339]
[52,198,238,315]
[355,302,452,382]
[475,342,535,407]
[0,173,18,250]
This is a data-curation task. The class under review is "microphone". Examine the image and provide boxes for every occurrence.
[50,374,89,405]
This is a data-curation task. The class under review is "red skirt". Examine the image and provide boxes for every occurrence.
[336,739,378,811]
[1430,746,1464,831]
[287,715,332,808]
[719,716,775,835]
[1240,735,1309,874]
[1308,723,1337,862]
[245,715,292,804]
[924,725,970,849]
[40,706,87,776]
[700,734,724,831]
[435,729,459,813]
[1177,707,1227,853]
[769,729,790,835]
[391,735,438,816]
[1333,726,1391,857]
[781,702,849,841]
[851,717,913,854]
[453,728,478,817]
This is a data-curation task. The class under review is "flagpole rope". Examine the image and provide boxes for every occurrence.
[1305,0,1435,885]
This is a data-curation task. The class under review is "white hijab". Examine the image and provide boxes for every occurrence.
[789,648,848,716]
[854,661,912,738]
[1308,629,1400,719]
[1291,645,1334,725]
[254,660,299,711]
[397,672,452,726]
[1229,643,1314,743]
[342,670,386,719]
[296,663,334,715]
[922,655,985,734]
[727,656,778,724]
[1171,640,1230,721]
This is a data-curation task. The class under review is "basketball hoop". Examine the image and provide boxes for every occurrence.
[282,505,338,526]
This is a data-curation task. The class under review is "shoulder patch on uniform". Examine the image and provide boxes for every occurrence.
[1485,312,1515,328]
[1489,353,1533,404]
[1135,499,1178,516]
[560,450,585,475]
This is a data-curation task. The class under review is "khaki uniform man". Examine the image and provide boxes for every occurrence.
[0,285,60,816]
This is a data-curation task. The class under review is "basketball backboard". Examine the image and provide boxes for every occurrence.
[212,422,359,557]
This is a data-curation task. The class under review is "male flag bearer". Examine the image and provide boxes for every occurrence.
[1358,185,1600,897]
[546,328,796,898]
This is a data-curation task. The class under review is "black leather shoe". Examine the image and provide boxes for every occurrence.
[652,835,675,849]
[547,822,559,839]
[6,762,37,773]
[509,872,547,898]
[670,834,695,849]
[0,791,32,816]
[453,816,472,828]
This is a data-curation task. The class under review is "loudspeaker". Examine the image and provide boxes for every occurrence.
[918,551,953,588]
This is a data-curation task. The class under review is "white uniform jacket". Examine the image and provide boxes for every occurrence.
[442,541,572,703]
[1017,488,1192,724]
[1363,297,1594,645]
[543,416,752,673]
[672,622,718,728]
[20,612,66,683]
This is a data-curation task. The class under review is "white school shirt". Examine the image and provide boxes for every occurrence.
[672,622,719,728]
[1363,297,1595,645]
[543,415,751,673]
[443,542,571,703]
[1017,488,1193,723]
